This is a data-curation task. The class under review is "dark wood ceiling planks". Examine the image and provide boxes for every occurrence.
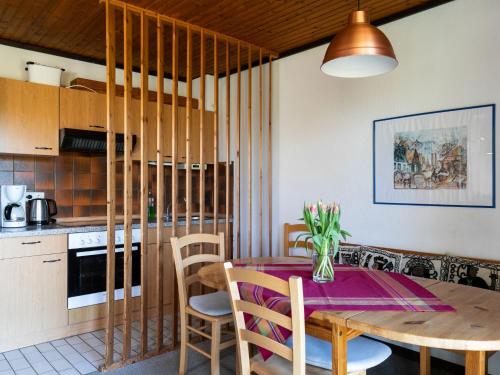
[0,0,453,79]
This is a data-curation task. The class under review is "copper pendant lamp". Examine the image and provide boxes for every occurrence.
[321,1,398,78]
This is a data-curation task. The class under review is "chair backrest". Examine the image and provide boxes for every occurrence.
[171,232,225,308]
[224,262,306,375]
[283,223,313,257]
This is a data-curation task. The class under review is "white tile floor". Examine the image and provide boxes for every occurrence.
[0,318,173,375]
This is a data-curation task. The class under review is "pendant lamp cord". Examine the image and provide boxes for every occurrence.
[357,0,360,10]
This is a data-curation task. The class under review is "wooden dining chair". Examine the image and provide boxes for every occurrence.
[171,233,236,375]
[224,262,391,375]
[283,223,313,257]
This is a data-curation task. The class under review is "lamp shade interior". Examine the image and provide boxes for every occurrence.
[321,54,398,78]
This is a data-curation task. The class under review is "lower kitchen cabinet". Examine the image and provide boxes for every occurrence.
[0,252,68,341]
[146,243,174,309]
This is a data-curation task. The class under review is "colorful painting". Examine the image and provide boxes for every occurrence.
[393,127,468,190]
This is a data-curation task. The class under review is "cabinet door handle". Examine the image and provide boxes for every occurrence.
[164,155,172,158]
[21,241,41,245]
[90,124,105,129]
[35,146,53,150]
[43,259,61,263]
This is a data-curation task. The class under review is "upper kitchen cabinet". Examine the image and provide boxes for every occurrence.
[59,88,109,132]
[147,102,173,163]
[0,77,59,156]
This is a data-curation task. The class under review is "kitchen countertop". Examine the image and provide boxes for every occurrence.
[0,218,230,239]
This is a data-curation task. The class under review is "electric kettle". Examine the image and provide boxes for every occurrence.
[28,198,57,225]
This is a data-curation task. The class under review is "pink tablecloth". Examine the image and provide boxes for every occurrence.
[236,263,454,359]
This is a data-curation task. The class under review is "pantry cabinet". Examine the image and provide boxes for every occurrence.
[0,77,59,156]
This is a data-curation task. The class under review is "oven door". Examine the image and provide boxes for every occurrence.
[68,243,141,309]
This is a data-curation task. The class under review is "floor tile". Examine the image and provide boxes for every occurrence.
[22,352,44,364]
[73,361,96,375]
[50,340,67,348]
[79,333,94,341]
[40,351,62,362]
[81,350,101,363]
[6,357,29,371]
[3,351,22,362]
[82,337,102,348]
[63,352,86,365]
[0,362,10,372]
[70,342,92,354]
[0,355,3,361]
[58,369,80,375]
[34,344,53,354]
[49,358,72,372]
[19,348,36,356]
[0,370,15,375]
[55,345,76,357]
[13,368,36,375]
[29,360,53,374]
[65,337,83,346]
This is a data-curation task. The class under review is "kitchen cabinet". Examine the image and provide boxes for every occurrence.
[60,88,109,132]
[0,251,68,342]
[0,77,59,156]
[0,234,67,260]
[147,243,174,309]
[147,102,173,162]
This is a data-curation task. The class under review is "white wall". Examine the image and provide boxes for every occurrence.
[274,0,500,259]
[273,0,500,371]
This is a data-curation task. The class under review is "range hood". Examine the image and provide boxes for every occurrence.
[59,128,137,153]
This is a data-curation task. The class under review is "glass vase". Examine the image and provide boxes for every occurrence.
[312,251,335,283]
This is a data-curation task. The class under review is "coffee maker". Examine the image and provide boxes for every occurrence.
[1,185,27,228]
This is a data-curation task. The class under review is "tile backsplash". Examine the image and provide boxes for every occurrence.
[0,153,140,218]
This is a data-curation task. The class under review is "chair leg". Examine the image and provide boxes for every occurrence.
[211,321,221,375]
[179,313,188,375]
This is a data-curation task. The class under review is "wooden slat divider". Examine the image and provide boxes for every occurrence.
[171,21,179,348]
[235,41,241,259]
[225,40,230,259]
[199,30,205,235]
[104,0,116,368]
[247,46,252,257]
[268,56,273,256]
[258,48,263,257]
[155,16,165,352]
[213,35,219,236]
[186,27,192,238]
[101,0,279,57]
[122,5,133,361]
[139,10,149,355]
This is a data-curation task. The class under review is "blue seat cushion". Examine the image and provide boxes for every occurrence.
[189,291,232,316]
[286,334,391,372]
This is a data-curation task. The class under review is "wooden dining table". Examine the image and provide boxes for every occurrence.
[197,257,500,375]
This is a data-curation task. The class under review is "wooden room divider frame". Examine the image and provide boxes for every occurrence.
[102,0,277,370]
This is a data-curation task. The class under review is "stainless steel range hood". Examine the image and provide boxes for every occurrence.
[59,128,137,153]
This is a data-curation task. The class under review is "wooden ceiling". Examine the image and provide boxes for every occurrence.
[0,0,453,79]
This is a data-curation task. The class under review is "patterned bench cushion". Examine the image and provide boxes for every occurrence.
[400,253,448,280]
[337,245,362,266]
[359,246,403,273]
[446,256,500,291]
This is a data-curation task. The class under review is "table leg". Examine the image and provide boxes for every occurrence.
[332,324,348,375]
[465,351,486,375]
[420,346,431,375]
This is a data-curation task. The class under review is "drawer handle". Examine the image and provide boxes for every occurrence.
[21,241,41,245]
[90,124,105,129]
[35,146,53,150]
[43,259,61,263]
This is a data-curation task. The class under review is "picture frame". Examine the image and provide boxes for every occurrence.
[373,104,495,208]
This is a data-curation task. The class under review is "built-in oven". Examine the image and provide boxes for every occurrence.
[67,229,141,310]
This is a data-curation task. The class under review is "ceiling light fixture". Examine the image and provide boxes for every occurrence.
[321,0,398,78]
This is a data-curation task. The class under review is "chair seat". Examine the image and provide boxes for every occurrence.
[188,290,232,316]
[251,353,331,375]
[286,334,391,372]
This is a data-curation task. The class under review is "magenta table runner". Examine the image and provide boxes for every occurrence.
[236,263,454,359]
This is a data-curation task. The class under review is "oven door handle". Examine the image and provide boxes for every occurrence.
[76,245,139,258]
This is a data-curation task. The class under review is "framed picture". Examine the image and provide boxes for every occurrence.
[373,104,495,208]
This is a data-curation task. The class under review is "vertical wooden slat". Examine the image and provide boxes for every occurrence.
[247,45,252,258]
[213,35,219,236]
[199,30,205,235]
[122,5,133,361]
[258,48,263,258]
[267,56,273,256]
[235,41,241,259]
[186,27,192,238]
[171,21,179,348]
[139,10,149,357]
[155,16,165,352]
[225,40,230,259]
[104,0,116,368]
